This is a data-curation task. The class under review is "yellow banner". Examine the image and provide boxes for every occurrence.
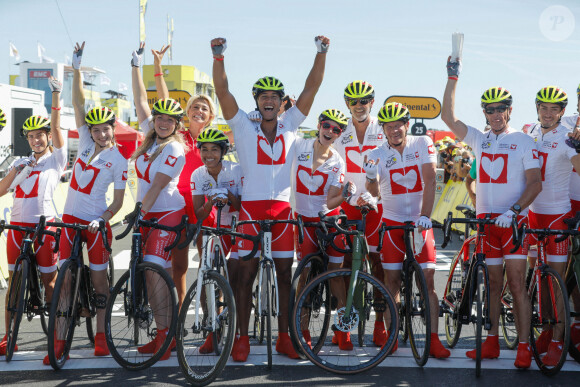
[431,180,474,233]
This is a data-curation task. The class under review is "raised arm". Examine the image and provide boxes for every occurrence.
[211,38,239,120]
[72,42,86,129]
[131,42,152,124]
[48,77,64,149]
[295,36,329,117]
[441,57,468,140]
[152,45,170,99]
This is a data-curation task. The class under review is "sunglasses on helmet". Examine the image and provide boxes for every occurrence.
[320,122,343,135]
[484,105,509,114]
[347,97,373,107]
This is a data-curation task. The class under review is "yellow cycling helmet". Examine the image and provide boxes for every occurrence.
[252,76,285,99]
[152,98,184,120]
[22,115,50,135]
[196,128,230,153]
[0,108,6,130]
[378,102,411,124]
[318,109,349,130]
[481,87,512,108]
[344,80,375,100]
[85,106,116,127]
[536,86,568,108]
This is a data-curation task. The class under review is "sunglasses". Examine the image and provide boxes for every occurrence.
[321,122,343,135]
[484,105,509,114]
[347,97,373,107]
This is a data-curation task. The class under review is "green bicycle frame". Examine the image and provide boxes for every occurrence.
[345,230,368,317]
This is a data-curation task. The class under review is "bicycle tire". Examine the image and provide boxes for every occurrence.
[406,261,431,366]
[500,281,518,350]
[444,251,463,348]
[5,259,28,362]
[176,271,235,386]
[474,265,485,377]
[289,254,325,358]
[47,259,81,370]
[105,262,178,370]
[265,266,273,369]
[292,269,398,374]
[357,258,371,348]
[529,267,570,375]
[211,248,230,356]
[567,272,580,363]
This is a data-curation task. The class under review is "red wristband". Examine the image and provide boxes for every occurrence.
[105,209,115,217]
[51,107,61,111]
[154,73,163,77]
[213,56,224,61]
[448,76,458,81]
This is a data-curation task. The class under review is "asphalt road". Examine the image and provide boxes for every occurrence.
[1,227,579,386]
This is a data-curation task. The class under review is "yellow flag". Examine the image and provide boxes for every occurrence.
[139,0,147,42]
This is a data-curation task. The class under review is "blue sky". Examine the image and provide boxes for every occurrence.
[2,0,579,130]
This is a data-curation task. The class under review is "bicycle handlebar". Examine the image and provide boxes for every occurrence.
[0,216,61,253]
[441,211,520,252]
[521,224,580,244]
[376,221,443,253]
[46,219,112,253]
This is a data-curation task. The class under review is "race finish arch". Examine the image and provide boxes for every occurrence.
[384,95,441,138]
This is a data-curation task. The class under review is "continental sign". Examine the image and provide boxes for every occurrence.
[384,95,441,119]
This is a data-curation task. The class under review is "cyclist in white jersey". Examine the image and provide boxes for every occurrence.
[131,45,187,359]
[526,87,580,365]
[211,35,328,361]
[43,42,128,363]
[364,103,450,358]
[293,109,354,350]
[442,57,542,369]
[0,79,66,357]
[331,80,388,345]
[190,129,242,354]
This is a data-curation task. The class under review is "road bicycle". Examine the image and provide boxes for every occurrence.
[3,217,60,361]
[291,212,398,374]
[46,218,112,369]
[105,203,186,370]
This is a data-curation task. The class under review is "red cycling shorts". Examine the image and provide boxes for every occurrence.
[527,211,571,263]
[59,214,113,271]
[142,208,186,268]
[238,200,294,259]
[295,209,347,264]
[7,221,58,273]
[479,213,528,265]
[340,201,382,251]
[379,218,436,270]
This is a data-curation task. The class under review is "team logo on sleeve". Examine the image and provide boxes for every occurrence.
[122,171,128,181]
[428,145,434,154]
[15,171,41,199]
[70,159,101,194]
[344,146,376,173]
[105,162,113,168]
[257,134,286,165]
[388,165,422,194]
[165,155,178,167]
[339,173,345,184]
[296,165,328,195]
[510,144,517,150]
[479,153,508,184]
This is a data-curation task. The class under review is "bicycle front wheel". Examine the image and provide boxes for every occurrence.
[6,258,28,362]
[444,251,463,348]
[262,265,274,369]
[292,269,398,374]
[474,265,486,377]
[176,271,235,386]
[47,259,81,370]
[530,267,570,375]
[105,262,178,370]
[406,261,431,366]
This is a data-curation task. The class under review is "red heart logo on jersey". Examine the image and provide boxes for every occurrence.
[344,145,376,173]
[479,153,508,184]
[70,159,101,194]
[389,165,422,194]
[296,165,328,195]
[257,135,286,165]
[15,171,41,198]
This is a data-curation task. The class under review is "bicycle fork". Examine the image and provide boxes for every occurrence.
[345,233,364,317]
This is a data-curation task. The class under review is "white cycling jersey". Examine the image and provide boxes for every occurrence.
[10,146,68,223]
[560,114,580,201]
[63,125,128,222]
[293,137,345,218]
[527,124,577,214]
[135,140,185,213]
[190,160,242,226]
[227,106,305,202]
[368,136,436,222]
[463,126,540,215]
[331,117,385,201]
